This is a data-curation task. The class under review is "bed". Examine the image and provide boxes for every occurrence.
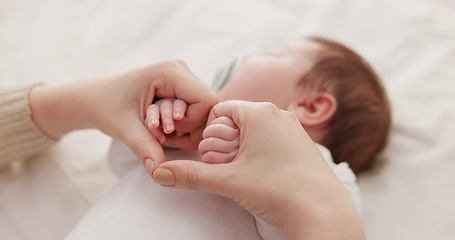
[1,0,454,239]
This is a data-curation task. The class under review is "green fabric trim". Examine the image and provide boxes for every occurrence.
[211,58,241,92]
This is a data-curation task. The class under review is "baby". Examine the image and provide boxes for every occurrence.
[144,36,391,239]
[147,36,390,174]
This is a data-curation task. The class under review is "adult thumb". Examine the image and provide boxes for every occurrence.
[152,160,228,195]
[123,122,166,167]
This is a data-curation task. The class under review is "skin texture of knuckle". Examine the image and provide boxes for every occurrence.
[259,102,279,112]
[133,141,148,162]
[186,165,199,190]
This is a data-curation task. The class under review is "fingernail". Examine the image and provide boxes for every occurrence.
[144,158,155,175]
[151,118,157,124]
[174,111,181,118]
[153,168,175,186]
[165,124,172,132]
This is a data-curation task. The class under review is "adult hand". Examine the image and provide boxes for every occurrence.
[29,60,217,166]
[150,101,365,240]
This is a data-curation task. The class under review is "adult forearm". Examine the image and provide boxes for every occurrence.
[284,189,366,240]
[27,60,218,166]
[287,211,366,240]
[29,81,95,139]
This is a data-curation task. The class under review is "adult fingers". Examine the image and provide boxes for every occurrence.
[123,120,166,168]
[152,61,217,133]
[152,159,230,196]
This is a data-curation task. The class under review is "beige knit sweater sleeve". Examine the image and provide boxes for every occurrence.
[0,84,55,169]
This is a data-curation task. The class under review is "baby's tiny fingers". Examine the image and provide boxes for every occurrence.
[202,124,239,141]
[146,105,160,129]
[150,127,166,145]
[209,116,237,129]
[160,100,175,134]
[173,99,188,120]
[198,137,239,155]
[201,150,238,164]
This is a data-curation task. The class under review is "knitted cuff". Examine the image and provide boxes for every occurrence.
[0,84,55,169]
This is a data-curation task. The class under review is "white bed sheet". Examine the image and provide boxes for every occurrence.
[1,0,454,239]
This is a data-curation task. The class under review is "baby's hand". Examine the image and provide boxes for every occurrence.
[144,98,188,144]
[198,116,240,163]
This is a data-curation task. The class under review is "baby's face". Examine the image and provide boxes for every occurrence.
[217,40,321,109]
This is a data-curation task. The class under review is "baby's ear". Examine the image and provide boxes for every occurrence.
[287,91,337,127]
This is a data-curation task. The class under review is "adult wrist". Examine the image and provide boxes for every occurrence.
[29,82,94,138]
[283,192,366,240]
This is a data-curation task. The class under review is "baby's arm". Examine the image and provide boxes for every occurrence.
[144,98,188,144]
[198,116,239,163]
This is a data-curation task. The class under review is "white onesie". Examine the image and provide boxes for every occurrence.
[66,140,361,240]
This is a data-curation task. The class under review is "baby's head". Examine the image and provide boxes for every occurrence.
[215,36,391,174]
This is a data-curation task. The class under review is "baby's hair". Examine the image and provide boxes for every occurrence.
[300,36,391,174]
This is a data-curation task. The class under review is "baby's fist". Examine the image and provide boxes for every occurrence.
[198,116,239,163]
[144,98,188,144]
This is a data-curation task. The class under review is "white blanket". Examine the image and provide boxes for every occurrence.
[1,0,454,239]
